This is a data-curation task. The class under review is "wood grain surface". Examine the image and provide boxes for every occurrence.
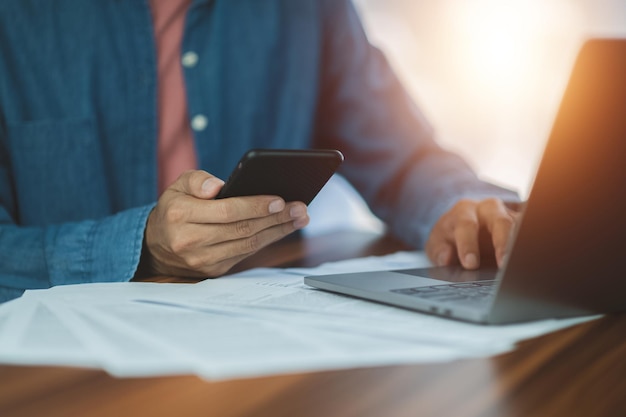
[1,231,624,417]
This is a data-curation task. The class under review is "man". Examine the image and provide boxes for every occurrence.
[0,0,517,302]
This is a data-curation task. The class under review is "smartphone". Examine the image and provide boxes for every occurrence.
[215,149,344,205]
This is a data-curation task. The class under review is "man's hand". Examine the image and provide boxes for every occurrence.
[144,170,309,278]
[425,198,519,269]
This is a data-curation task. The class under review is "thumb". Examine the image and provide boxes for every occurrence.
[170,170,224,199]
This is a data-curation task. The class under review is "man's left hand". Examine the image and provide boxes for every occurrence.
[425,198,520,269]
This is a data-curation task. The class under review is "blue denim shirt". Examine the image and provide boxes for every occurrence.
[0,0,515,301]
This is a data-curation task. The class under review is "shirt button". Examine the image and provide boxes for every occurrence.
[182,51,199,68]
[191,114,209,132]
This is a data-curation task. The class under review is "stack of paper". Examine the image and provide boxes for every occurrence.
[0,252,597,380]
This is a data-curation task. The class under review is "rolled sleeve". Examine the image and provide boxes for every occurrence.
[45,204,155,287]
[0,204,155,302]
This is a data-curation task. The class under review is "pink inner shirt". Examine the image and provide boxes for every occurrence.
[150,0,198,194]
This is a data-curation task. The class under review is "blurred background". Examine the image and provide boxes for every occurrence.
[354,0,626,197]
[307,0,626,235]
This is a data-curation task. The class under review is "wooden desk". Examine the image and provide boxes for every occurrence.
[1,231,625,417]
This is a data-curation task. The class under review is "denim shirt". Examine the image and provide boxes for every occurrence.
[0,0,515,301]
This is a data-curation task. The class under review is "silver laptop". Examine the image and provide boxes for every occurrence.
[305,39,626,324]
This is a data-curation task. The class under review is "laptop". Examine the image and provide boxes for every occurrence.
[305,39,626,324]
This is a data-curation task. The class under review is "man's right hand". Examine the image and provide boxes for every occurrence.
[143,170,309,278]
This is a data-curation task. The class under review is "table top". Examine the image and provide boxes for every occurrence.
[1,231,625,417]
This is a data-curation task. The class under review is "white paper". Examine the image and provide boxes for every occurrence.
[0,251,601,381]
[0,298,97,368]
[81,298,471,380]
[141,272,595,352]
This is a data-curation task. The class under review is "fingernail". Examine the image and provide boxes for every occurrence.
[289,205,306,218]
[202,178,224,194]
[293,217,309,229]
[437,251,449,266]
[268,199,285,214]
[497,250,506,268]
[464,253,478,269]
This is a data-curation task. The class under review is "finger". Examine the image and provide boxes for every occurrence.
[432,242,455,266]
[425,225,456,266]
[189,218,307,275]
[477,199,515,267]
[170,170,225,199]
[452,207,481,269]
[198,202,309,245]
[228,218,308,257]
[179,195,287,224]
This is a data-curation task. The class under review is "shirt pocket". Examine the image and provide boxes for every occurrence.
[5,118,111,226]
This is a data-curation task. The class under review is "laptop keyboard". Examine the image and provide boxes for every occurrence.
[390,280,497,307]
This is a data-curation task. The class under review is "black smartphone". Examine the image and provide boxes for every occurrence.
[215,149,344,205]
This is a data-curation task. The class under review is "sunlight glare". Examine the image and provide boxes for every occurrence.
[447,0,561,94]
